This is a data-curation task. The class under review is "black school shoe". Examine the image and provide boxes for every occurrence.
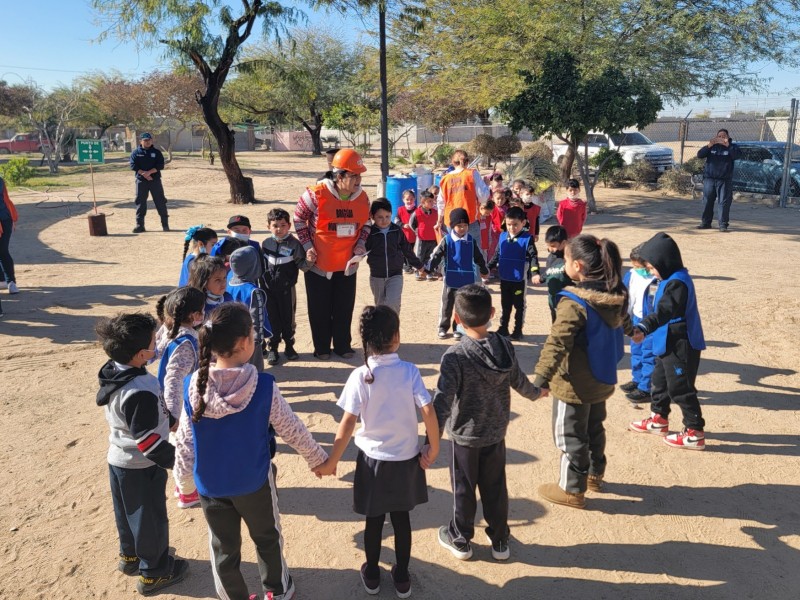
[620,380,638,393]
[284,344,299,361]
[266,350,280,366]
[510,329,523,341]
[118,554,139,575]
[626,389,651,402]
[132,225,146,233]
[137,559,188,596]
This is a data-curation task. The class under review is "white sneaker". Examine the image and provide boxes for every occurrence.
[7,282,18,294]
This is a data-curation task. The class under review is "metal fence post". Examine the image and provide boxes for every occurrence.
[779,98,798,208]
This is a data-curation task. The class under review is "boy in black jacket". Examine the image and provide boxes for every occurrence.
[533,225,572,322]
[261,208,312,365]
[432,285,543,562]
[95,312,188,596]
[365,198,425,315]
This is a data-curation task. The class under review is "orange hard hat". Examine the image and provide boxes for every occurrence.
[331,148,367,174]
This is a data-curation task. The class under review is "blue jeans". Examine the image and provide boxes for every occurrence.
[109,464,172,577]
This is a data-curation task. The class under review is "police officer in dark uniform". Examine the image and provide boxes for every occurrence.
[130,132,169,233]
[697,128,741,232]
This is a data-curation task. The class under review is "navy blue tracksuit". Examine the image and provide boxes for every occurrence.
[130,145,168,229]
[697,142,741,229]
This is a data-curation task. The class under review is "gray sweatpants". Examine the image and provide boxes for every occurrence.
[369,274,404,315]
[199,470,292,599]
[551,397,607,494]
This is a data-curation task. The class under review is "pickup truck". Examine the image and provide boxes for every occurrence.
[0,133,45,154]
[552,131,674,173]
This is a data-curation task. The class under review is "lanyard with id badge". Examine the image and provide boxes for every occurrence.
[336,223,356,238]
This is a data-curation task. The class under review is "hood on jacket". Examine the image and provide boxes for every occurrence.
[97,360,147,406]
[563,284,627,328]
[459,333,517,382]
[230,246,263,285]
[188,364,259,419]
[639,232,684,279]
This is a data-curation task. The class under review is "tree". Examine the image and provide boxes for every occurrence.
[139,71,205,160]
[501,51,662,212]
[75,72,143,139]
[0,81,36,125]
[323,103,380,150]
[225,33,360,155]
[92,0,301,203]
[23,85,86,174]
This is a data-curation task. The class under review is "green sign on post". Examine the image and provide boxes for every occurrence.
[76,139,105,164]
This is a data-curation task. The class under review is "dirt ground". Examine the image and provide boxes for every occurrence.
[1,152,799,600]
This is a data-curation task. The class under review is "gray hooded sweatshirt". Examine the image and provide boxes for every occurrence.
[228,246,269,370]
[433,332,540,447]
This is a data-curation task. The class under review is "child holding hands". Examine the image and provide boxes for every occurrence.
[315,305,439,598]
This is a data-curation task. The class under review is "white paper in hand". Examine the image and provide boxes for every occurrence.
[344,252,368,276]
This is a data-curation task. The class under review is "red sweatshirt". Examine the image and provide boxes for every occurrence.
[556,197,587,239]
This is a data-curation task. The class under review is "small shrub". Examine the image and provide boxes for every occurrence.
[494,135,522,162]
[431,143,456,167]
[0,157,34,185]
[520,141,553,162]
[659,167,694,196]
[682,156,705,175]
[355,143,371,156]
[623,160,659,189]
[590,147,625,187]
[411,149,427,164]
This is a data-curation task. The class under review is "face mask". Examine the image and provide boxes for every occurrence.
[230,232,250,242]
[634,268,650,278]
[198,246,207,255]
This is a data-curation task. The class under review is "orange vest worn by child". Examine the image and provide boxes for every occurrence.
[311,183,370,273]
[441,169,479,226]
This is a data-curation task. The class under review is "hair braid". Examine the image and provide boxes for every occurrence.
[182,239,190,261]
[155,295,168,324]
[193,325,213,422]
[169,296,188,340]
[359,305,400,384]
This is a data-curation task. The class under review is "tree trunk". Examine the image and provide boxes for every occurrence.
[199,80,254,204]
[574,152,597,213]
[560,144,576,183]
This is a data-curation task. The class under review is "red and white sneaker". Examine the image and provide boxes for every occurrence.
[177,490,200,508]
[629,413,669,436]
[664,429,705,450]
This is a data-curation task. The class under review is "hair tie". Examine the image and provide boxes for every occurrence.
[185,224,205,242]
[204,320,213,330]
[596,239,601,247]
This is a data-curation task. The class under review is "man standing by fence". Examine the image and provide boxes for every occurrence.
[697,129,740,232]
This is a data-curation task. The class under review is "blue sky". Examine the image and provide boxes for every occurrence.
[1,1,798,118]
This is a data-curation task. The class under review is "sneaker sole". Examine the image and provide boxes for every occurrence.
[438,530,472,560]
[628,424,668,436]
[663,439,706,450]
[138,560,188,596]
[177,500,200,509]
[485,534,510,561]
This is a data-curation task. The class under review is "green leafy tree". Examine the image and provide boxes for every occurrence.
[22,84,87,174]
[323,103,380,148]
[92,0,301,203]
[502,50,661,212]
[74,72,143,139]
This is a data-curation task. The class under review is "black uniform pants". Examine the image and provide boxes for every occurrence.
[134,177,169,227]
[551,398,607,494]
[438,285,458,332]
[266,287,296,350]
[200,474,291,600]
[447,440,509,545]
[650,338,704,430]
[500,280,526,332]
[304,270,357,355]
[701,177,732,228]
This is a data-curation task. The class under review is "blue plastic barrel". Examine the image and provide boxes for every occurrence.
[434,173,443,187]
[385,175,417,217]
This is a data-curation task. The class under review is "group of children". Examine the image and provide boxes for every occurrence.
[96,165,708,598]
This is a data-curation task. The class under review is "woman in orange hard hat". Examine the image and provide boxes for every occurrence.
[294,149,371,359]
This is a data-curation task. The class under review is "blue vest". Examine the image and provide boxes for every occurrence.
[178,254,196,287]
[227,281,272,337]
[651,269,705,356]
[157,334,198,389]
[497,232,531,282]
[444,234,476,289]
[184,372,274,498]
[558,291,624,385]
[204,291,233,319]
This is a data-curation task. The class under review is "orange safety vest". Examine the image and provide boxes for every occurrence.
[441,168,479,226]
[312,183,370,272]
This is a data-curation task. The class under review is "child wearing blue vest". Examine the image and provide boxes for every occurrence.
[629,233,707,450]
[155,286,205,509]
[227,246,271,372]
[534,234,630,509]
[426,208,489,340]
[487,206,539,340]
[174,303,327,600]
[210,214,262,256]
[315,305,440,598]
[188,255,233,318]
[620,244,657,405]
[178,225,217,286]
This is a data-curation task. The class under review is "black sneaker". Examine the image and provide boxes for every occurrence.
[132,225,145,233]
[335,348,355,359]
[696,224,712,230]
[284,345,299,361]
[391,565,411,598]
[485,534,510,561]
[719,225,729,232]
[453,331,463,341]
[626,389,651,402]
[162,224,170,232]
[266,350,280,366]
[510,329,523,340]
[137,558,188,596]
[496,326,510,337]
[620,380,638,393]
[437,526,472,560]
[438,329,448,339]
[118,554,139,575]
[360,562,380,595]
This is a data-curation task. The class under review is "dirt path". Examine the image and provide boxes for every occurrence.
[1,153,799,600]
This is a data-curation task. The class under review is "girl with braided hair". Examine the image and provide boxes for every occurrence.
[314,305,439,598]
[187,255,232,318]
[174,303,326,600]
[178,225,218,286]
[155,286,206,509]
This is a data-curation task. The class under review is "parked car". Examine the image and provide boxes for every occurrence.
[552,131,674,173]
[0,133,44,154]
[730,141,800,196]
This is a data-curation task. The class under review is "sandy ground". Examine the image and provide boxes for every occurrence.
[1,152,799,600]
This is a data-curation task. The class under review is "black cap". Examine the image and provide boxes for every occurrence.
[227,215,251,229]
[449,208,470,227]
